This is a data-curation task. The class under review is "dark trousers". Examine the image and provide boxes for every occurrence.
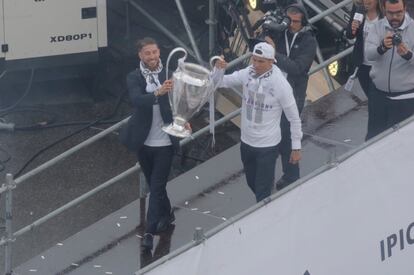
[357,64,371,98]
[366,85,414,140]
[137,145,174,234]
[279,99,304,183]
[240,142,280,202]
[356,64,376,141]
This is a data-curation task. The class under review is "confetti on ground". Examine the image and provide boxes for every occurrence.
[71,263,79,267]
[29,269,37,272]
[185,201,189,205]
[191,208,198,211]
[40,256,45,260]
[217,191,225,195]
[116,223,121,227]
[29,211,34,215]
[136,234,142,238]
[105,272,113,275]
[120,216,128,219]
[202,211,211,214]
[93,265,102,268]
[344,139,352,142]
[195,176,199,180]
[56,243,63,246]
[221,217,227,221]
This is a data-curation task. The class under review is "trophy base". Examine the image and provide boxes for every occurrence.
[162,123,191,138]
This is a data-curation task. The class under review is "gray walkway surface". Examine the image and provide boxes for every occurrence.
[12,82,369,275]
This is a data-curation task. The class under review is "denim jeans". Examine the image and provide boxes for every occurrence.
[240,142,280,202]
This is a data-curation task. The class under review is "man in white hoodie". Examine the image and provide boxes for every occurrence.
[213,42,302,202]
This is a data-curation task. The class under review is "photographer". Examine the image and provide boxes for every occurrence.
[264,3,316,190]
[365,0,414,139]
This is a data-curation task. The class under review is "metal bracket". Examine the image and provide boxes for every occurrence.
[1,44,8,53]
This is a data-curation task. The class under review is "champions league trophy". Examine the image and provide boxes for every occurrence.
[162,47,222,138]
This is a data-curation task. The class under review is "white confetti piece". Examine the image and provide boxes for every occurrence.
[136,234,143,238]
[29,269,37,272]
[344,139,352,142]
[56,243,63,246]
[217,191,225,195]
[191,208,198,211]
[93,265,102,268]
[71,263,79,267]
[120,216,128,219]
[202,211,211,214]
[195,176,199,180]
[185,201,189,205]
[105,272,113,275]
[116,223,121,227]
[29,211,34,215]
[40,256,45,260]
[221,217,227,221]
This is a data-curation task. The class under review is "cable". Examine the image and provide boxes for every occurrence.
[0,68,35,113]
[14,88,127,178]
[0,70,7,80]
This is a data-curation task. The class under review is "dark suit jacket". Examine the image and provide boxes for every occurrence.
[120,67,179,152]
[271,27,317,112]
[345,4,383,67]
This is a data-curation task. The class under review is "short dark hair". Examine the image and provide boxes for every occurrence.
[382,0,405,7]
[136,37,158,52]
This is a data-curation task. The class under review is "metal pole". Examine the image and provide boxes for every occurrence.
[308,46,353,76]
[315,44,335,92]
[207,0,217,56]
[14,118,129,186]
[124,0,130,41]
[127,0,197,60]
[306,0,352,31]
[174,0,203,64]
[4,174,14,275]
[13,165,139,238]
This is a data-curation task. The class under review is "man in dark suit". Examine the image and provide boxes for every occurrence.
[120,37,179,251]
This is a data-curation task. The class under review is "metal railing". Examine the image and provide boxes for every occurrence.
[1,0,355,273]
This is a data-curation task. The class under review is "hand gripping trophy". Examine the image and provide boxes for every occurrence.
[162,47,222,138]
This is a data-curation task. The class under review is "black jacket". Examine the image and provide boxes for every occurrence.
[271,27,316,112]
[120,67,179,152]
[345,4,383,67]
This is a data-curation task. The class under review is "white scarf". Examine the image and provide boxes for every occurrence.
[139,60,163,93]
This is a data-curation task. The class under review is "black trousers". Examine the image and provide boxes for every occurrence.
[357,64,371,98]
[366,85,414,140]
[279,99,304,184]
[137,145,174,234]
[240,142,280,202]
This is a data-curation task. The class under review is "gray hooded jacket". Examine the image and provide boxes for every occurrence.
[366,14,414,98]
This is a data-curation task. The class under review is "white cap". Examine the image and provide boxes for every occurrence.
[252,42,276,61]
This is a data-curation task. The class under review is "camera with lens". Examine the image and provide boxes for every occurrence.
[249,8,291,50]
[260,9,291,35]
[392,32,402,46]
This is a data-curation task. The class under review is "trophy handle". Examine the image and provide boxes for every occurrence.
[166,47,188,80]
[209,56,223,70]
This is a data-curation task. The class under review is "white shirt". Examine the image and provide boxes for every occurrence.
[214,65,302,149]
[363,16,378,65]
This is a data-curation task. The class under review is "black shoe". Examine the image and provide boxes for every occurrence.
[141,233,154,250]
[275,178,292,191]
[155,211,175,234]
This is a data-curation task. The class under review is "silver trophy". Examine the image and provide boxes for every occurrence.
[162,47,222,138]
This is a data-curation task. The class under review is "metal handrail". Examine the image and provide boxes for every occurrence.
[1,0,356,272]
